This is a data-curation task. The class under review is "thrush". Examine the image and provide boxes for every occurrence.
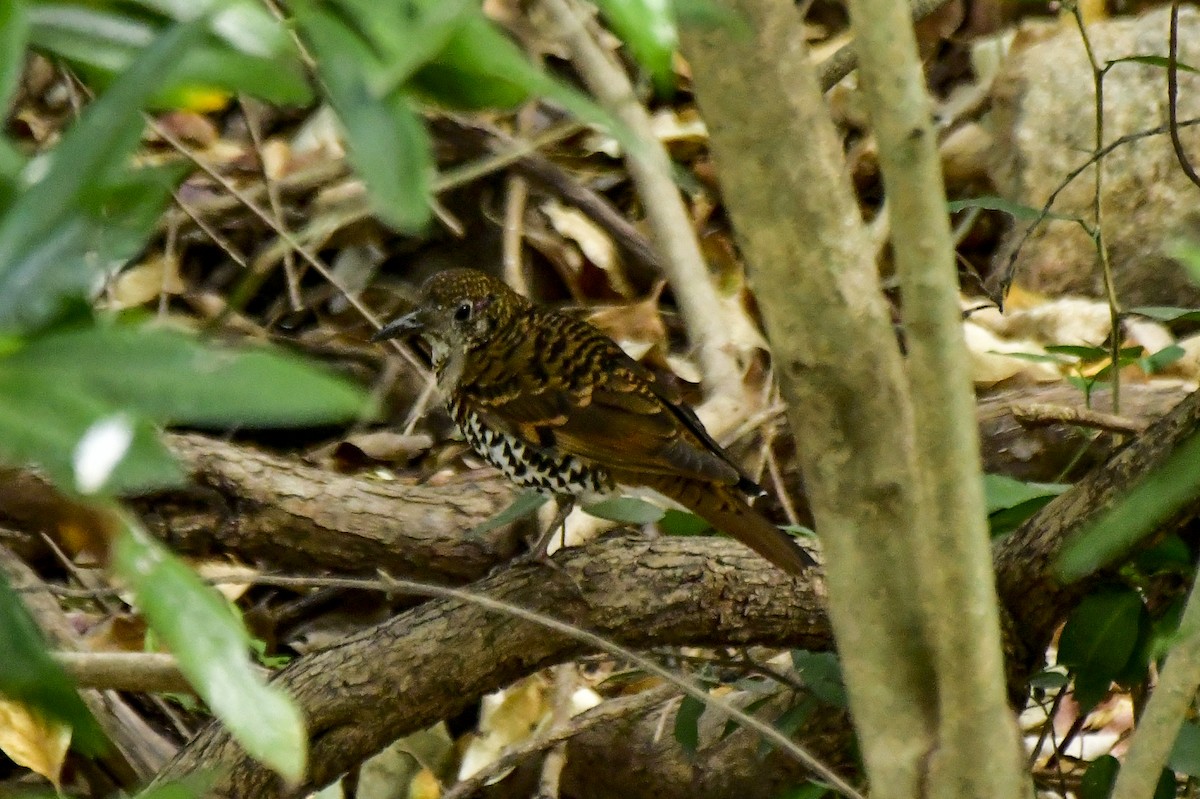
[373,269,816,574]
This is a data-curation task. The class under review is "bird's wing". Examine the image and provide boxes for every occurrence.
[462,319,745,485]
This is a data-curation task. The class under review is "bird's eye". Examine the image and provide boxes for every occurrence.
[453,302,472,322]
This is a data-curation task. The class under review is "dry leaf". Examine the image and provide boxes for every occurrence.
[0,699,72,790]
[82,613,147,653]
[969,297,1112,347]
[260,137,292,181]
[1169,333,1200,381]
[940,122,993,187]
[648,108,708,145]
[108,256,184,310]
[457,676,601,783]
[718,289,771,354]
[154,110,219,147]
[587,283,668,361]
[963,321,1060,386]
[1124,318,1174,358]
[291,105,346,160]
[409,768,442,799]
[193,560,259,602]
[458,676,549,782]
[541,200,625,294]
[330,431,435,465]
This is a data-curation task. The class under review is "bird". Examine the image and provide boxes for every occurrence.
[372,268,816,574]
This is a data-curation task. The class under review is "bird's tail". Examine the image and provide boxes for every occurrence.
[653,477,818,575]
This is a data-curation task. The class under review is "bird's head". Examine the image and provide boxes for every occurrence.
[372,269,529,364]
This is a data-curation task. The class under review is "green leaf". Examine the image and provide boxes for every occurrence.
[778,784,832,799]
[132,779,210,799]
[1072,667,1112,714]
[0,0,29,115]
[658,509,712,536]
[1111,604,1154,687]
[594,0,678,96]
[0,371,184,495]
[584,496,665,525]
[340,90,432,233]
[136,0,294,58]
[947,196,1081,224]
[987,349,1071,364]
[1058,589,1144,675]
[1028,668,1069,691]
[472,490,549,534]
[1150,597,1187,666]
[2,323,371,428]
[412,14,641,157]
[1134,534,1194,575]
[1045,344,1126,361]
[1058,589,1145,710]
[1139,344,1185,374]
[325,0,476,97]
[765,698,815,748]
[1106,54,1200,74]
[28,4,311,106]
[988,500,1055,538]
[407,15,532,110]
[790,650,847,708]
[984,475,1067,537]
[0,137,24,214]
[1170,721,1200,776]
[1079,754,1119,799]
[0,573,106,754]
[671,0,750,34]
[1129,306,1200,323]
[1153,770,1177,799]
[673,694,704,756]
[1170,239,1200,285]
[294,2,434,233]
[1058,429,1200,581]
[983,475,1068,514]
[0,19,204,334]
[756,697,818,757]
[112,519,306,782]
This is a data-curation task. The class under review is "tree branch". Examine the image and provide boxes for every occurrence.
[153,537,831,797]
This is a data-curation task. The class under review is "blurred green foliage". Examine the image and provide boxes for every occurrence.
[0,0,685,784]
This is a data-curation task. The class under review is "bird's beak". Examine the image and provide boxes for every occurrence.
[371,310,424,342]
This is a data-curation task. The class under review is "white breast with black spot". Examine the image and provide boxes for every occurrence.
[457,408,609,495]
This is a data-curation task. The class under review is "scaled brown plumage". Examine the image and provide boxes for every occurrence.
[373,269,816,574]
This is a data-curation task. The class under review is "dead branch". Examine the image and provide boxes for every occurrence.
[146,382,1200,799]
[152,537,832,797]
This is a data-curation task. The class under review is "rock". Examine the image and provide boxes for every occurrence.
[990,6,1200,306]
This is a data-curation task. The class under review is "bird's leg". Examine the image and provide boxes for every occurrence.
[528,494,575,561]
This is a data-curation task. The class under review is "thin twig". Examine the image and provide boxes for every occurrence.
[1168,0,1200,190]
[159,210,179,319]
[1000,115,1200,298]
[537,666,577,798]
[1026,682,1069,770]
[55,652,195,694]
[1067,4,1122,414]
[502,105,539,297]
[1009,402,1146,434]
[145,115,432,390]
[240,95,302,312]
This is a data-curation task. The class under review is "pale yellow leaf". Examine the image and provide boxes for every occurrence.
[108,256,184,310]
[0,698,72,790]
